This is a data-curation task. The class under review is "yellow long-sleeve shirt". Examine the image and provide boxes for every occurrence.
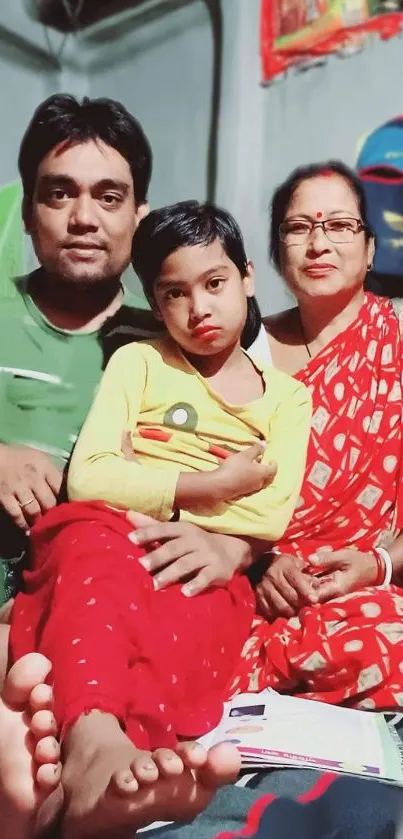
[68,338,311,542]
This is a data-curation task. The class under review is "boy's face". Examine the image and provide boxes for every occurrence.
[152,239,254,358]
[24,138,148,288]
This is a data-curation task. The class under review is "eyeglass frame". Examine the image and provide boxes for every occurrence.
[278,217,368,244]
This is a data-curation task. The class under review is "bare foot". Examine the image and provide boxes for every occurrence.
[0,653,62,839]
[61,711,240,838]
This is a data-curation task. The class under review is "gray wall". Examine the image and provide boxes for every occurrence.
[0,37,59,270]
[88,2,213,210]
[0,2,63,185]
[0,57,54,186]
[87,1,213,298]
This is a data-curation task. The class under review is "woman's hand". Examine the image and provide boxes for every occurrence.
[126,509,252,596]
[310,548,378,602]
[256,553,319,620]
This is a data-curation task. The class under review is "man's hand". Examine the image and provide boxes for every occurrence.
[0,445,63,531]
[256,553,318,619]
[126,509,251,596]
[309,548,378,603]
[216,444,277,501]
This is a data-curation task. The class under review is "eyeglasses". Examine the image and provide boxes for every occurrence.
[279,217,367,245]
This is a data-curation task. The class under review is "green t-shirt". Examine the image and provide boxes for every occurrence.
[0,271,159,604]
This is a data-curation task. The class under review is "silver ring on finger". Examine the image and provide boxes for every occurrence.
[18,497,36,509]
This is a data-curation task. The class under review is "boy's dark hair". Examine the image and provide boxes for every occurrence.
[132,200,261,349]
[270,160,374,272]
[18,94,152,208]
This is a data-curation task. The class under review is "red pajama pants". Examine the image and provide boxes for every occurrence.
[9,501,255,750]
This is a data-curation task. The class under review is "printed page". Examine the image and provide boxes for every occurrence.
[212,693,403,783]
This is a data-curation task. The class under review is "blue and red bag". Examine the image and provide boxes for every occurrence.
[357,116,403,278]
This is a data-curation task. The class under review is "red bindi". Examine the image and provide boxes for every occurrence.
[316,212,322,219]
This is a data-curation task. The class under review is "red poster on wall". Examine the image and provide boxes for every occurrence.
[261,0,403,82]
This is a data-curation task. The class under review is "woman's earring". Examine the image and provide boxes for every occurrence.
[367,264,373,272]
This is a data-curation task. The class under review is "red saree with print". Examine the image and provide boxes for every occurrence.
[231,294,403,709]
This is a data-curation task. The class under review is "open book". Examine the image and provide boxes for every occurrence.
[201,691,403,785]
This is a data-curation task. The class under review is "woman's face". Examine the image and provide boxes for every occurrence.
[279,174,374,303]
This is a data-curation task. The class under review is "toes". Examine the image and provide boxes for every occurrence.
[35,735,60,765]
[30,683,53,713]
[30,709,58,739]
[3,654,52,707]
[176,741,208,770]
[152,748,184,777]
[36,761,62,790]
[198,742,241,789]
[109,768,139,796]
[130,752,159,784]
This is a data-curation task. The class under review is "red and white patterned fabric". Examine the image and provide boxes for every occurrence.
[231,294,403,709]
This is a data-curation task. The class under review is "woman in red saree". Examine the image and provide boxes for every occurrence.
[231,161,403,709]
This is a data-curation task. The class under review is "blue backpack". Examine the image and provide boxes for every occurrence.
[357,117,403,278]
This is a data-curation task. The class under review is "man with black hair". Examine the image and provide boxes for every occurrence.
[0,93,157,605]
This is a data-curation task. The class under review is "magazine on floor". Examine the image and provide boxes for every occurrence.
[201,690,403,786]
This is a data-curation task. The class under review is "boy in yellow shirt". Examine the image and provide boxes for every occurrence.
[10,201,311,838]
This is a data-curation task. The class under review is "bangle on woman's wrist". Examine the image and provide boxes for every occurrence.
[372,549,386,585]
[372,547,393,586]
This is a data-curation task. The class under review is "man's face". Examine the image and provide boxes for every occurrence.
[24,138,148,286]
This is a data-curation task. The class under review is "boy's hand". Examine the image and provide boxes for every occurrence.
[215,443,277,501]
[126,510,250,596]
